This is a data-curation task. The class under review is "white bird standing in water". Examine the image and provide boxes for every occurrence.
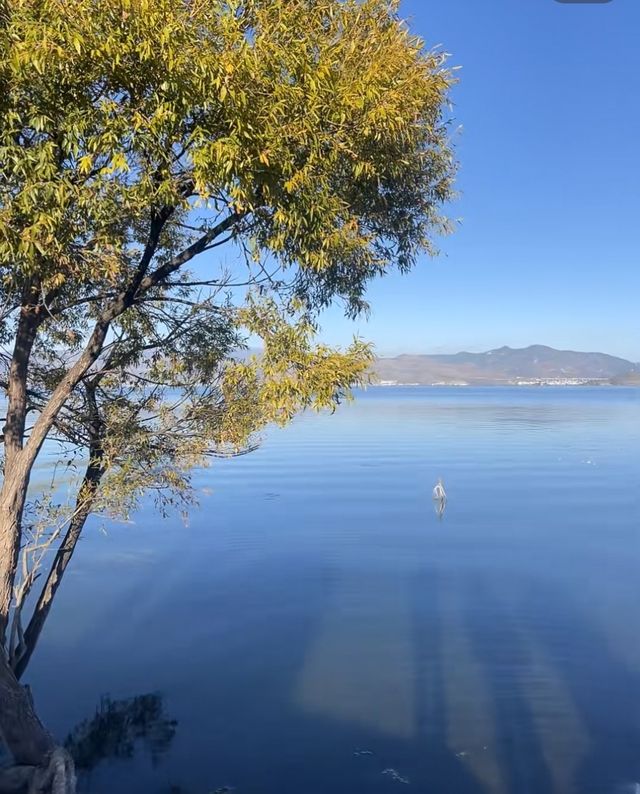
[432,478,447,501]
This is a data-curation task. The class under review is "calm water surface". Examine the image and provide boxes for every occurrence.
[27,388,639,794]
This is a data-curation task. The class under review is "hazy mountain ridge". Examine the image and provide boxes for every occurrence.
[372,345,640,385]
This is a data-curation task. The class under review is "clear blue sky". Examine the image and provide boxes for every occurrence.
[318,0,640,361]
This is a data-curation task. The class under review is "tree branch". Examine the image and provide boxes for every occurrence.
[137,212,243,295]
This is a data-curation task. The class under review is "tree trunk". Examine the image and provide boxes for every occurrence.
[0,299,40,646]
[0,646,54,766]
[14,380,105,680]
[14,455,103,681]
[0,454,37,651]
[0,313,111,642]
[0,648,76,794]
[0,501,20,653]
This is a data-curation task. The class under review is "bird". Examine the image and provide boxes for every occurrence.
[432,478,447,501]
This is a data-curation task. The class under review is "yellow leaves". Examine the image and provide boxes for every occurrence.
[30,114,51,133]
[1,0,456,310]
[353,161,374,179]
[78,154,93,175]
[283,166,313,194]
[236,295,373,416]
[48,271,66,289]
[100,151,129,176]
[219,316,372,441]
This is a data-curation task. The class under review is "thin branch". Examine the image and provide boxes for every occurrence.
[201,233,235,252]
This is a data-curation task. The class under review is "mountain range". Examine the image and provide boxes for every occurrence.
[371,345,640,386]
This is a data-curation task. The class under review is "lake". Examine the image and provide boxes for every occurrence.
[25,387,639,794]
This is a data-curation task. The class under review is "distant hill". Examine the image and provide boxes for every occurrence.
[371,345,640,386]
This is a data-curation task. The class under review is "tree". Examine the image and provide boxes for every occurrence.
[0,0,456,775]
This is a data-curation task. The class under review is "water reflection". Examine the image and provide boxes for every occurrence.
[0,688,176,794]
[65,693,177,773]
[434,496,447,520]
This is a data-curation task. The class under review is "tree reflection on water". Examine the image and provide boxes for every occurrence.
[65,692,177,773]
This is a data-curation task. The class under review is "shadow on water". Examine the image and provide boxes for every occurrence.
[408,566,489,794]
[258,557,490,794]
[66,552,640,794]
[13,526,640,794]
[150,552,490,794]
[520,581,640,794]
[457,570,640,794]
[12,554,640,794]
[461,574,555,794]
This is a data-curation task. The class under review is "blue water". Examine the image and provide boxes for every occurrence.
[25,388,639,794]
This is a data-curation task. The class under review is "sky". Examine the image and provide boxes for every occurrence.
[316,0,640,361]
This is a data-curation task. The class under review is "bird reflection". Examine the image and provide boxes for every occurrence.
[432,477,447,520]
